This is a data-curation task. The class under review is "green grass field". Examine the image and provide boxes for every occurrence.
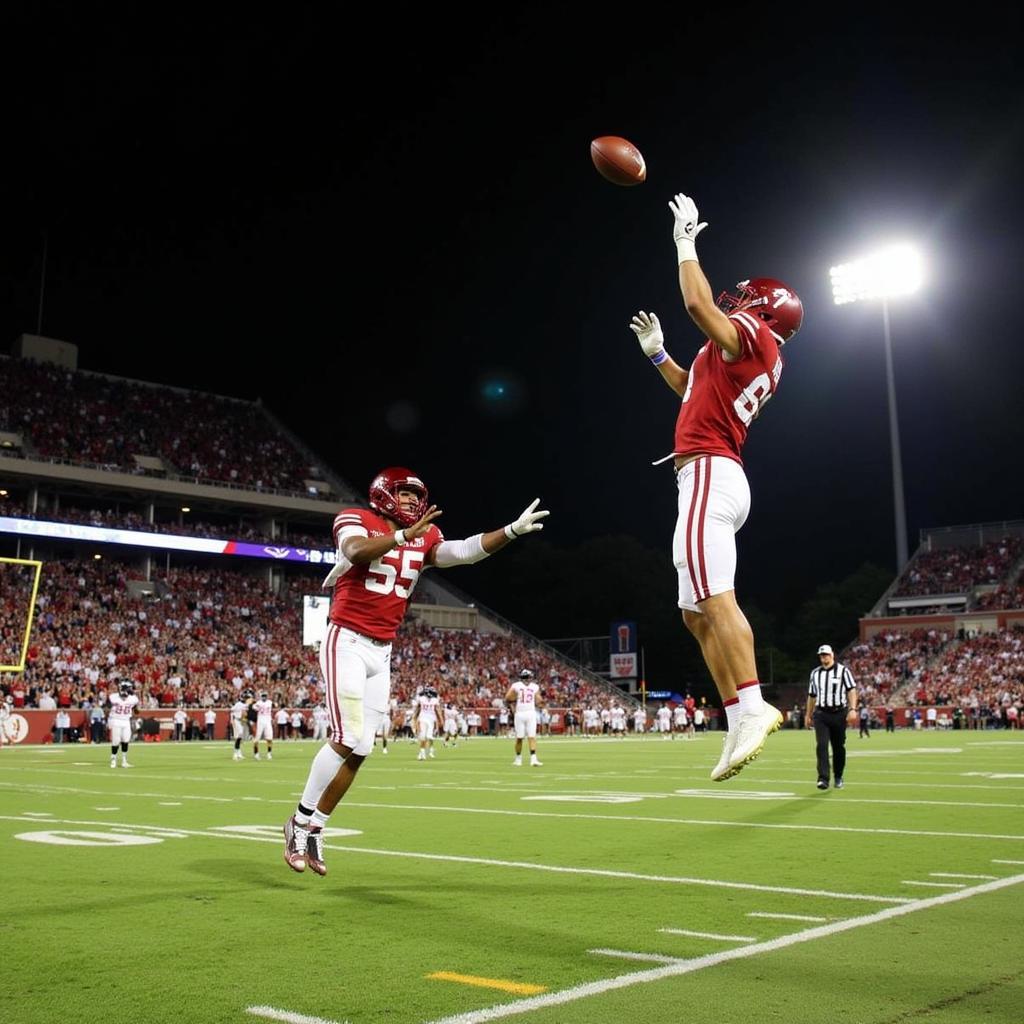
[2,728,1023,1024]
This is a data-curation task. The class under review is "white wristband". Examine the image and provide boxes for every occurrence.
[650,349,669,366]
[675,238,699,264]
[394,529,406,546]
[503,523,519,540]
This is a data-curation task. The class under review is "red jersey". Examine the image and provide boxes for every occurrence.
[673,311,784,465]
[328,507,443,641]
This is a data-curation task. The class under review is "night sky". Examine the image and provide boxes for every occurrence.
[3,8,1023,618]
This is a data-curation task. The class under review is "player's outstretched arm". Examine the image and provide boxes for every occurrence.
[629,310,688,397]
[669,193,741,359]
[429,499,550,568]
[342,505,444,565]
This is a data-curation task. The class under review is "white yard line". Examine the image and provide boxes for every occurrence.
[0,814,911,904]
[5,784,1024,844]
[992,859,1024,865]
[929,872,998,880]
[587,949,684,964]
[247,1006,348,1024]
[419,873,1024,1024]
[901,881,966,888]
[658,928,755,943]
[746,912,828,922]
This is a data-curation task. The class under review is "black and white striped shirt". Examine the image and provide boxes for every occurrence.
[809,663,856,709]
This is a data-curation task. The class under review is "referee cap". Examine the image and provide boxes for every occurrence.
[817,644,834,656]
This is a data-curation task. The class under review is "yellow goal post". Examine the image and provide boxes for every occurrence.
[0,556,43,673]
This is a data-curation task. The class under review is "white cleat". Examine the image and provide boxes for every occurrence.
[513,757,522,766]
[428,749,435,758]
[110,757,117,768]
[417,752,426,761]
[710,731,738,782]
[267,753,273,760]
[254,753,261,760]
[121,760,132,768]
[530,757,543,767]
[727,703,784,777]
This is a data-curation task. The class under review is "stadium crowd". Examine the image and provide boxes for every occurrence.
[904,626,1024,721]
[0,357,312,492]
[892,537,1022,597]
[842,627,952,703]
[0,557,615,716]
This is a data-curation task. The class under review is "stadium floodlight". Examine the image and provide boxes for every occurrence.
[829,244,925,571]
[829,245,924,306]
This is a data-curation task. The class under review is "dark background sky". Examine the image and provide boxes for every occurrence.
[2,7,1023,630]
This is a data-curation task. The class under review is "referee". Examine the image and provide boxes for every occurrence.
[805,643,858,790]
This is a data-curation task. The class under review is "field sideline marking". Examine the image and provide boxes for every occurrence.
[0,815,911,904]
[658,928,755,943]
[419,873,1024,1024]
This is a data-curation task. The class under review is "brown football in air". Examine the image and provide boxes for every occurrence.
[590,136,646,186]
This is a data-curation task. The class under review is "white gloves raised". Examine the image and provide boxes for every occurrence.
[669,192,707,264]
[629,311,667,365]
[503,498,550,540]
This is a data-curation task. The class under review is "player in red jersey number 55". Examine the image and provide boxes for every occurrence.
[284,466,549,875]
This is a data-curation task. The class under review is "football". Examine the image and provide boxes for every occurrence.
[590,136,646,187]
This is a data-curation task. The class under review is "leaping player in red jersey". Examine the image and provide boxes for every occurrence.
[283,467,549,874]
[629,192,804,783]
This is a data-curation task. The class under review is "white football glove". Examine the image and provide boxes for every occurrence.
[503,498,550,540]
[669,192,707,264]
[629,311,666,363]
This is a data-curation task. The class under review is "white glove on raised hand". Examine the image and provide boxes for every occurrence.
[629,311,667,365]
[503,498,550,540]
[669,192,707,264]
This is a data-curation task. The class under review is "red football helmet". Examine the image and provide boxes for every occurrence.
[717,277,803,344]
[368,467,429,527]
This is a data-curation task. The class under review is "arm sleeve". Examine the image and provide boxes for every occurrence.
[432,533,489,568]
[808,673,818,698]
[843,667,856,691]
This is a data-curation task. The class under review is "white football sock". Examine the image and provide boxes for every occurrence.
[725,701,741,731]
[298,744,345,813]
[737,683,765,715]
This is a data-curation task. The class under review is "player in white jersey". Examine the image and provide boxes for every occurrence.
[657,704,673,737]
[230,698,248,760]
[506,669,543,766]
[414,686,442,760]
[377,696,397,755]
[610,703,627,737]
[252,692,274,760]
[0,695,13,747]
[633,706,647,734]
[311,703,330,742]
[673,704,689,737]
[442,703,459,747]
[108,680,139,767]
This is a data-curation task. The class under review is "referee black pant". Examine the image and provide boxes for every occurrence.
[813,707,847,784]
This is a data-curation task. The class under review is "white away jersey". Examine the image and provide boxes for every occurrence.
[511,681,540,714]
[254,698,273,720]
[108,692,139,723]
